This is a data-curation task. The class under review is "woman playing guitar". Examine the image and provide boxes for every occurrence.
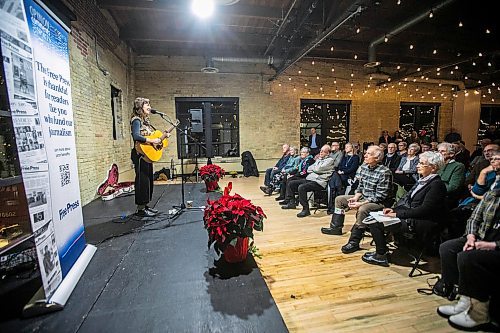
[130,97,170,217]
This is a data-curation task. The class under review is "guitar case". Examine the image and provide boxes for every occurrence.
[97,164,135,201]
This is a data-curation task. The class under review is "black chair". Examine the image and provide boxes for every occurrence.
[309,188,328,213]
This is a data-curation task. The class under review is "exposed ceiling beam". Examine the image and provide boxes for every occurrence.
[122,27,272,46]
[97,0,284,20]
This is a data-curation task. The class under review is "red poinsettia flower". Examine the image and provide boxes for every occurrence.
[199,164,225,182]
[203,182,266,255]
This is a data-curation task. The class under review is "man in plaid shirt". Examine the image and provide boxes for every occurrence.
[321,145,393,254]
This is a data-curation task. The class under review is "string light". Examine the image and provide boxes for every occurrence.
[384,35,388,42]
[311,60,315,65]
[356,27,360,34]
[298,70,301,74]
[479,52,483,57]
[458,21,463,27]
[354,54,358,59]
[429,10,434,18]
[331,67,335,72]
[433,49,437,54]
[409,44,414,49]
[330,46,334,52]
[397,0,401,4]
[278,83,281,87]
[486,28,491,34]
[417,67,421,71]
[397,65,401,70]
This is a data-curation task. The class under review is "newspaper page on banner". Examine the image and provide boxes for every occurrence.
[0,0,62,298]
[34,220,62,297]
[23,0,86,277]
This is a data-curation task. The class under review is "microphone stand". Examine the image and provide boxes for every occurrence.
[155,113,205,219]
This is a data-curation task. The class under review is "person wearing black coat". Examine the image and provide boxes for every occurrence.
[362,151,448,267]
[382,143,401,171]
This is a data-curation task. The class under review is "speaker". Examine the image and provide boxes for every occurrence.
[189,109,203,133]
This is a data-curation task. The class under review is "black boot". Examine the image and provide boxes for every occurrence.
[282,198,297,209]
[341,225,365,254]
[321,213,345,235]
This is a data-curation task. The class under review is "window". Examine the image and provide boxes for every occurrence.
[175,97,239,159]
[478,105,500,141]
[110,86,122,140]
[300,100,350,147]
[399,103,439,142]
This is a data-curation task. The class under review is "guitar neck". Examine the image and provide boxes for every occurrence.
[159,125,176,140]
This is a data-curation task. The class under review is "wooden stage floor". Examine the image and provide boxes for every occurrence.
[216,176,461,333]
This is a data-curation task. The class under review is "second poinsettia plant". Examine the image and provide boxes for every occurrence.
[203,182,266,255]
[199,164,225,182]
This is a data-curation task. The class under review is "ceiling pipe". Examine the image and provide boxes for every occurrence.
[365,0,456,67]
[269,2,364,81]
[263,0,299,56]
[211,56,277,65]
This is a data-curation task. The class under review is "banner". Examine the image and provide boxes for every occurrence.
[23,0,85,277]
[1,0,86,299]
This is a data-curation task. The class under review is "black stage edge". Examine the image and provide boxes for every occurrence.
[0,184,288,333]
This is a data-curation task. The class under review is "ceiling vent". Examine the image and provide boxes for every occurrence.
[201,59,219,73]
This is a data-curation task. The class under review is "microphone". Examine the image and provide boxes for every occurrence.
[150,109,166,116]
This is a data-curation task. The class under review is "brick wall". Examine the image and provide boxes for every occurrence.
[134,56,454,172]
[65,3,134,205]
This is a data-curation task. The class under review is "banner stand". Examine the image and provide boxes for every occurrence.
[22,244,97,318]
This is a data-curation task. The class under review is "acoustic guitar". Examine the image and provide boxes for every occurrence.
[136,120,179,163]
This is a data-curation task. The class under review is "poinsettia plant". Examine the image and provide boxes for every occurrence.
[203,182,266,255]
[199,164,225,182]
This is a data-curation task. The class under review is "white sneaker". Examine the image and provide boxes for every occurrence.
[437,295,470,317]
[449,298,490,330]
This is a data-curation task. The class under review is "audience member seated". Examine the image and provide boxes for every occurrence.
[407,130,420,145]
[445,151,500,239]
[393,143,420,188]
[379,130,393,145]
[308,127,323,156]
[430,141,439,151]
[392,130,404,144]
[397,141,408,157]
[470,139,491,166]
[466,143,498,188]
[260,144,290,194]
[453,141,470,171]
[436,181,500,330]
[321,146,393,255]
[329,141,343,169]
[382,143,401,171]
[363,151,447,267]
[327,142,360,213]
[264,146,299,195]
[420,142,431,153]
[379,142,388,155]
[276,147,314,202]
[437,142,466,207]
[282,145,335,218]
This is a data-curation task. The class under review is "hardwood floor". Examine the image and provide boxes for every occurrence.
[217,176,459,333]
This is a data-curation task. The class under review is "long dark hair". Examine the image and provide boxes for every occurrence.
[131,97,150,120]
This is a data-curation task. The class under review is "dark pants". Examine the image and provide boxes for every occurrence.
[131,148,153,206]
[297,181,324,210]
[285,178,308,201]
[327,172,348,211]
[440,237,500,302]
[264,167,279,187]
[279,175,301,198]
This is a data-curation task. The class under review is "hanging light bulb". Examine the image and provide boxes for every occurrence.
[458,21,463,27]
[278,83,282,87]
[455,65,459,69]
[486,28,491,34]
[288,77,292,81]
[488,62,492,67]
[298,70,301,74]
[429,10,434,18]
[351,72,354,77]
[354,54,358,59]
[397,0,401,5]
[472,61,476,66]
[417,67,421,71]
[450,70,454,74]
[356,27,360,34]
[304,83,307,87]
[409,44,414,49]
[384,35,388,42]
[397,65,401,70]
[311,60,315,65]
[330,46,334,52]
[433,49,437,54]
